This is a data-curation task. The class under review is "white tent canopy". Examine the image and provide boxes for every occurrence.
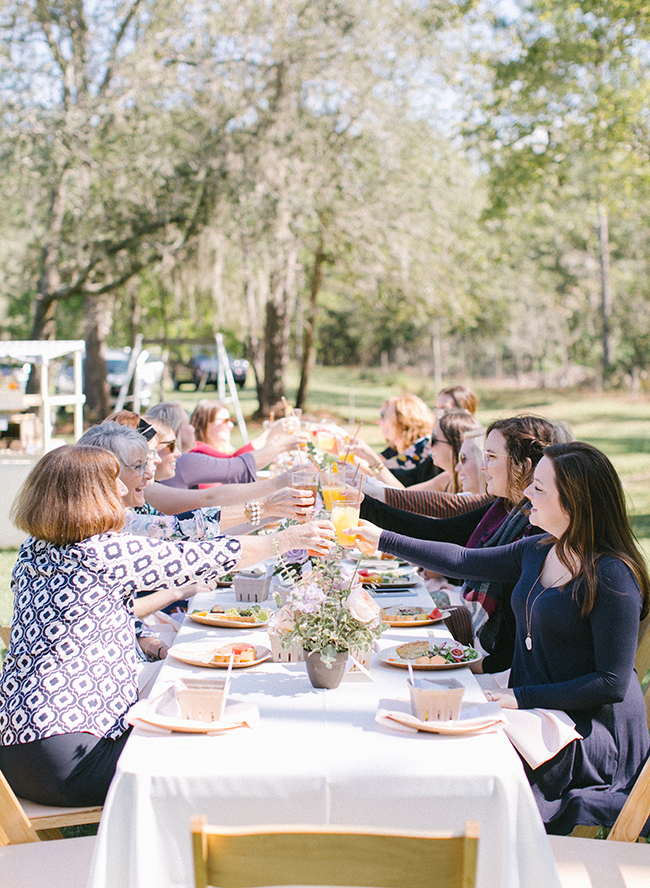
[0,340,85,451]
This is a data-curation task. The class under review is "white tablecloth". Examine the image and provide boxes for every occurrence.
[88,585,561,888]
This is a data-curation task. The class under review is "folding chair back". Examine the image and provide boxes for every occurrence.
[192,820,480,888]
[0,769,39,845]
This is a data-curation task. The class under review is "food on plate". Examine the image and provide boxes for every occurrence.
[358,568,415,586]
[381,606,442,623]
[395,641,430,659]
[206,604,272,623]
[210,643,257,665]
[394,639,478,665]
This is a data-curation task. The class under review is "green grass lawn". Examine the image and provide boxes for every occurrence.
[2,369,650,656]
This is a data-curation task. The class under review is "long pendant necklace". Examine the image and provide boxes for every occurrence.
[524,561,572,651]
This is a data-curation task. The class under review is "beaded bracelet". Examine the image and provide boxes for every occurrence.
[369,462,384,475]
[244,500,261,526]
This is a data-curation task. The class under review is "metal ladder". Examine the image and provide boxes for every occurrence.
[215,333,249,443]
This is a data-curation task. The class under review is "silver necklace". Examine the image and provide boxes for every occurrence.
[524,565,569,651]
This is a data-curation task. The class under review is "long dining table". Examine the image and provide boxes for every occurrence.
[87,578,561,888]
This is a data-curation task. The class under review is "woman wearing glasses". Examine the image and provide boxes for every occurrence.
[104,413,316,530]
[360,415,561,673]
[0,444,334,807]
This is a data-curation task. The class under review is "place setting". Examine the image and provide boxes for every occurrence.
[376,658,505,737]
[126,650,261,735]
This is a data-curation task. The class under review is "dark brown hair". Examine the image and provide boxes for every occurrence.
[191,400,229,445]
[437,409,483,493]
[487,415,558,508]
[544,442,650,619]
[438,385,478,415]
[11,445,125,545]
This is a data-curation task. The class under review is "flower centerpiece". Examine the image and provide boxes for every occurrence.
[270,553,385,688]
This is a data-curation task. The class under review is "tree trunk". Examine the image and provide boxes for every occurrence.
[431,318,443,393]
[83,294,111,421]
[296,235,325,411]
[26,253,59,394]
[260,299,287,413]
[598,202,612,387]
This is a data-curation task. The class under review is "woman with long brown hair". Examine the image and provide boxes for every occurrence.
[424,408,483,493]
[355,441,650,834]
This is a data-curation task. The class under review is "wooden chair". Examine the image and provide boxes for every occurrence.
[0,766,102,841]
[0,768,96,888]
[191,819,480,888]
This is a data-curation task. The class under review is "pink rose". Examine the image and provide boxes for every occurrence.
[347,584,381,625]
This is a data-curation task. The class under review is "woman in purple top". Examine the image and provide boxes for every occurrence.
[356,442,650,834]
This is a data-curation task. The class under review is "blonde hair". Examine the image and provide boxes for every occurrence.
[11,445,125,545]
[383,394,434,453]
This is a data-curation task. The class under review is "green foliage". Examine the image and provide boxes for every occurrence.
[274,555,385,663]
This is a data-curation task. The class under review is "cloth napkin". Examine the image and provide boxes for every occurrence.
[375,697,506,735]
[475,673,582,768]
[127,684,259,735]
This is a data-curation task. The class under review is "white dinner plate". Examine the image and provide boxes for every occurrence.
[381,607,448,628]
[168,642,271,669]
[377,644,481,671]
[189,611,271,629]
[377,709,502,735]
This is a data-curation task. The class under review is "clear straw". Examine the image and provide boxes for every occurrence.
[223,649,236,706]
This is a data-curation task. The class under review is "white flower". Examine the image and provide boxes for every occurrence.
[347,583,381,625]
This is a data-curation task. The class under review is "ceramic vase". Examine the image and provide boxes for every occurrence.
[303,649,348,689]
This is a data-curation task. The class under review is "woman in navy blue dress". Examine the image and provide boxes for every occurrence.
[355,442,650,834]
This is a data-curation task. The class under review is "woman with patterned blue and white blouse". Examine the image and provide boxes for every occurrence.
[0,444,333,806]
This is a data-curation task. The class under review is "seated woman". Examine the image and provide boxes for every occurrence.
[104,413,314,530]
[147,401,300,488]
[360,415,559,672]
[348,393,437,488]
[190,399,299,470]
[0,445,333,807]
[191,399,253,458]
[413,408,483,494]
[355,441,650,835]
[360,426,493,519]
[434,384,478,416]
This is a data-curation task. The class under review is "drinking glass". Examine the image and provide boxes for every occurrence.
[321,466,344,512]
[291,470,318,523]
[331,490,361,547]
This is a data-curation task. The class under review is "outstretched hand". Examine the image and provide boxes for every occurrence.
[346,519,382,553]
[262,486,316,521]
[278,520,336,557]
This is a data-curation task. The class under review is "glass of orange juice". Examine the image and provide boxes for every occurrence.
[321,467,344,512]
[292,470,318,523]
[331,490,361,548]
